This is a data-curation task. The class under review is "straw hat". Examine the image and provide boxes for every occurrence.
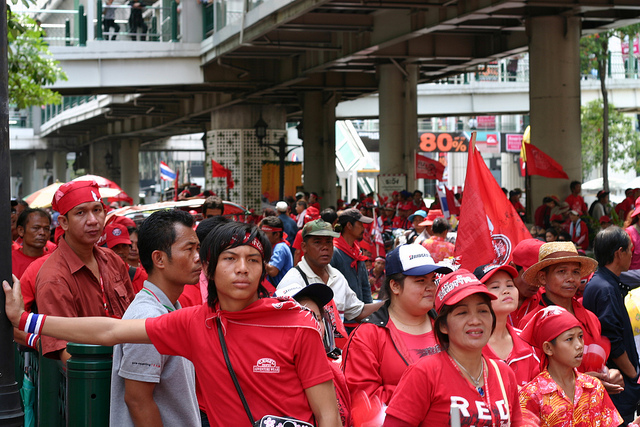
[522,241,597,287]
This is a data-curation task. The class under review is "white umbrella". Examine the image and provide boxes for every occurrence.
[581,177,628,192]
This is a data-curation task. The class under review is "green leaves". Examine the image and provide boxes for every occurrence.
[581,99,640,177]
[8,13,66,108]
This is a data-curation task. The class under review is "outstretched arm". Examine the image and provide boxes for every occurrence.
[3,277,150,347]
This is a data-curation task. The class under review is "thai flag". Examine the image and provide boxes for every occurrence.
[160,161,176,181]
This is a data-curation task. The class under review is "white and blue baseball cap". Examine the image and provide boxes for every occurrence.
[385,244,453,276]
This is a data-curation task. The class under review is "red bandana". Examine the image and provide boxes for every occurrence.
[334,235,368,270]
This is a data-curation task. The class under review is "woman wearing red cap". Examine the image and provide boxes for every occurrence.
[342,245,451,407]
[384,269,522,426]
[473,264,540,387]
[519,306,622,426]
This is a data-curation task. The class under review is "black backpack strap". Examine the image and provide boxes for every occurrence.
[216,318,255,425]
[128,266,136,283]
[295,266,310,287]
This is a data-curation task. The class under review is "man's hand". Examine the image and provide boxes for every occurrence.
[3,275,25,328]
[587,368,625,394]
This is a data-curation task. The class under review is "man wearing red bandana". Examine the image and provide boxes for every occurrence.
[259,216,293,287]
[35,180,135,361]
[331,209,374,303]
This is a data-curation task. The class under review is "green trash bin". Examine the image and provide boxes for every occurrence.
[65,343,113,427]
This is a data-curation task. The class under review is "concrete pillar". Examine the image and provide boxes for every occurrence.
[322,93,337,209]
[89,142,111,178]
[178,0,202,43]
[302,92,339,209]
[303,92,324,201]
[207,105,284,209]
[528,16,581,208]
[52,151,67,183]
[379,64,405,176]
[379,63,419,191]
[120,140,140,205]
[404,64,418,191]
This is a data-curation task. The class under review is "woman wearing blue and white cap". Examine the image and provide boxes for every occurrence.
[342,244,452,407]
[385,269,522,426]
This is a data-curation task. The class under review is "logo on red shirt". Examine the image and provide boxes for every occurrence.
[253,358,280,373]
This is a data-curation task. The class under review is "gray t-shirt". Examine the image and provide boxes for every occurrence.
[109,281,200,427]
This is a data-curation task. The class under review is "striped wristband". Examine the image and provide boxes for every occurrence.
[25,333,39,349]
[19,312,46,335]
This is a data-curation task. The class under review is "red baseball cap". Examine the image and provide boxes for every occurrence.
[105,223,131,249]
[52,180,103,215]
[472,264,518,284]
[599,215,611,224]
[632,197,640,218]
[112,215,137,229]
[435,269,497,312]
[512,239,545,271]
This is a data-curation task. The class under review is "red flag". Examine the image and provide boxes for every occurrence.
[455,134,532,270]
[211,159,235,189]
[519,143,569,179]
[415,153,445,181]
[445,186,460,216]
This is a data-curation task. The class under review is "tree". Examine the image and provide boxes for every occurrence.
[580,24,640,191]
[581,99,640,178]
[7,7,66,108]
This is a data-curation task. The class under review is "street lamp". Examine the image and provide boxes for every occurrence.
[254,116,268,146]
[44,160,51,172]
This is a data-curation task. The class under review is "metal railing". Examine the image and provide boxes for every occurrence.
[433,52,640,85]
[202,0,244,38]
[41,95,97,124]
[12,0,179,46]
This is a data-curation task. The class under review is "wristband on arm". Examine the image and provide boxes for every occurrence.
[19,312,46,335]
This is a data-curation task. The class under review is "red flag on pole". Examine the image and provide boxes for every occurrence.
[211,160,235,189]
[519,143,569,179]
[415,153,445,181]
[455,133,532,270]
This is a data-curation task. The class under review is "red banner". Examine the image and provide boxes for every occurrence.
[212,159,234,189]
[520,143,569,180]
[415,153,445,181]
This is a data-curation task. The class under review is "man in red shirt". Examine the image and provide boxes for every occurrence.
[12,208,51,278]
[565,180,588,215]
[35,180,135,361]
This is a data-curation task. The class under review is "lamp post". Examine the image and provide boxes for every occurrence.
[254,117,297,201]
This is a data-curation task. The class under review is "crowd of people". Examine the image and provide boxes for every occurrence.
[6,179,640,426]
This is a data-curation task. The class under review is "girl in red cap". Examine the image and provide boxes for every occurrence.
[519,306,622,426]
[384,269,522,426]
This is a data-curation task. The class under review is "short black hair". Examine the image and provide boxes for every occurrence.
[570,181,581,191]
[200,222,271,308]
[543,197,553,204]
[431,217,450,234]
[297,200,308,209]
[17,208,50,229]
[138,209,194,274]
[545,228,559,238]
[413,190,423,196]
[320,208,337,224]
[594,226,631,267]
[382,272,405,303]
[434,293,496,350]
[260,216,284,239]
[196,216,230,243]
[202,196,224,215]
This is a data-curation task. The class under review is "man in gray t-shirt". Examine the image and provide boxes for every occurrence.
[109,210,202,426]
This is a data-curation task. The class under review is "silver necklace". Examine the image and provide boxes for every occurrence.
[450,353,485,397]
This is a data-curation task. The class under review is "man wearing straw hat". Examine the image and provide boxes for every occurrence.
[35,180,135,362]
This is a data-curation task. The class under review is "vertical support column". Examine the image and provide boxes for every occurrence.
[52,151,67,183]
[89,142,110,178]
[404,64,418,191]
[322,93,337,209]
[303,92,325,199]
[378,64,405,176]
[120,140,140,205]
[528,16,581,209]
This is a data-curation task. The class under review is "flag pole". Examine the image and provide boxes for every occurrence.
[174,168,179,201]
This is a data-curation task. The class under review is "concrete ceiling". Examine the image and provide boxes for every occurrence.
[47,0,640,145]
